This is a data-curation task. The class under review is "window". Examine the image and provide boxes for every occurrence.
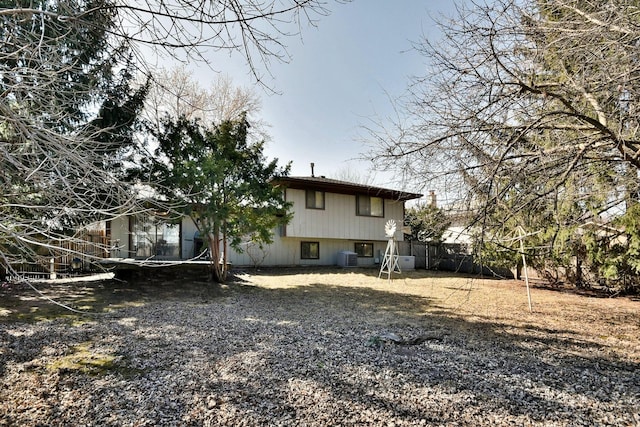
[131,215,180,258]
[354,242,374,258]
[356,195,384,217]
[306,190,325,209]
[301,241,320,259]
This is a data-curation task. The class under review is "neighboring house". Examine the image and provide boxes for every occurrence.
[105,176,423,267]
[440,209,475,247]
[441,225,474,246]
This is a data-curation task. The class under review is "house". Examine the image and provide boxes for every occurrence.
[105,176,423,267]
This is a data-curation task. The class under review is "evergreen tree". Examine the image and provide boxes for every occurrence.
[0,0,148,274]
[141,116,292,283]
[404,204,450,243]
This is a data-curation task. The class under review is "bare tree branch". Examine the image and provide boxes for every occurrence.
[366,0,640,284]
[1,0,344,279]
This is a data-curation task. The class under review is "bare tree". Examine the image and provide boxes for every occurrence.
[144,66,265,137]
[112,0,338,85]
[367,0,640,286]
[138,68,286,283]
[332,166,378,185]
[0,0,343,279]
[2,0,337,80]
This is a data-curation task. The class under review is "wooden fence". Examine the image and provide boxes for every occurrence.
[6,230,110,280]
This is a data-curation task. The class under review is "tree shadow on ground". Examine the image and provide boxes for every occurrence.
[1,277,638,426]
[187,281,639,424]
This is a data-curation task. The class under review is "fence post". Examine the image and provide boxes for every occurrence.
[49,258,57,280]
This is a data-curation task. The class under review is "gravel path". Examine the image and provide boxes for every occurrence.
[1,271,639,426]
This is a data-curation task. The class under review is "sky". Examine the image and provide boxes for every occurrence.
[191,1,463,194]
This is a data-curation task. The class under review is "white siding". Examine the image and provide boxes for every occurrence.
[104,189,409,268]
[284,189,405,241]
[109,216,130,257]
[181,217,199,259]
[225,188,407,267]
[227,237,389,267]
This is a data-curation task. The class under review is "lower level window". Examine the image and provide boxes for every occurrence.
[301,241,320,259]
[355,242,374,257]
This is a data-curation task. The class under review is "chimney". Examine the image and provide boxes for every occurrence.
[310,162,315,177]
[429,190,437,208]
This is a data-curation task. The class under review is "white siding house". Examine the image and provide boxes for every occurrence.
[106,176,422,267]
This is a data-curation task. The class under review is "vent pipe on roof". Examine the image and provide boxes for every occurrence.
[310,162,315,177]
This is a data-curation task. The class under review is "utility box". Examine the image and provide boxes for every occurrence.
[337,251,358,267]
[398,255,415,270]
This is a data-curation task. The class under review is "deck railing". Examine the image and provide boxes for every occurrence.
[5,230,111,280]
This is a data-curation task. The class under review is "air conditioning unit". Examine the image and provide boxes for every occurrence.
[337,250,358,267]
[398,255,415,270]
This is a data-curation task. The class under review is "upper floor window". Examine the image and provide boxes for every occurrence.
[356,195,384,217]
[306,190,325,209]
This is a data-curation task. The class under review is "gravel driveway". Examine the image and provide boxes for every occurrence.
[1,269,639,426]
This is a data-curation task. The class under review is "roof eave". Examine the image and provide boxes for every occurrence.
[272,177,423,202]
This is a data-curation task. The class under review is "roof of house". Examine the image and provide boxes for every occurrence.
[273,176,423,202]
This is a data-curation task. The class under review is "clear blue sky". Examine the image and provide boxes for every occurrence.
[194,1,462,191]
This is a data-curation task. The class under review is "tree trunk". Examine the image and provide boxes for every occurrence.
[207,231,227,283]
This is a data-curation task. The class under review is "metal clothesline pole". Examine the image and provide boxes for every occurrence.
[517,226,533,313]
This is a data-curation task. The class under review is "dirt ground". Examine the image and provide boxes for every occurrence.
[2,267,639,364]
[1,267,639,426]
[238,267,640,364]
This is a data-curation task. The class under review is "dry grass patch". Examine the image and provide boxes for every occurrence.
[238,267,640,364]
[1,267,639,426]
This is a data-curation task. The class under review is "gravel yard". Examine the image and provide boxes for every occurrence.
[1,268,639,426]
